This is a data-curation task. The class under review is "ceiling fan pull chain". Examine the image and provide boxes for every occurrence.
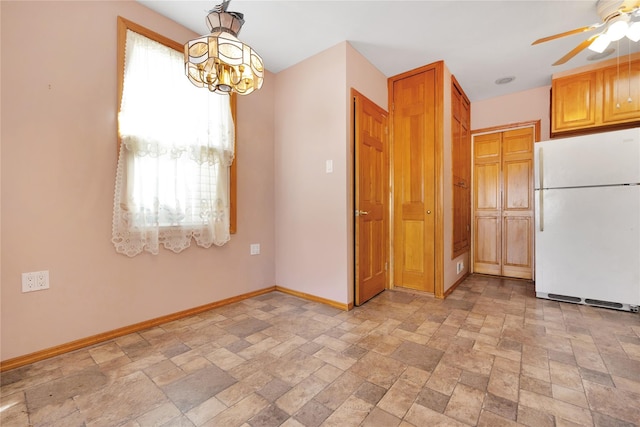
[616,40,621,109]
[628,38,632,103]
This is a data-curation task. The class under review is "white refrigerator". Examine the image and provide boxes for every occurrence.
[534,128,640,312]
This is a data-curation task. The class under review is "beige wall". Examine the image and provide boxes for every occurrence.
[273,42,387,305]
[346,43,388,109]
[0,1,276,361]
[273,42,348,304]
[471,85,551,141]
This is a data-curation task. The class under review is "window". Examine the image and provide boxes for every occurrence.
[112,17,236,257]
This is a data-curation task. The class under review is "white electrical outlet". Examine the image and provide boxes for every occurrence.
[456,261,464,274]
[22,270,50,292]
[250,244,261,255]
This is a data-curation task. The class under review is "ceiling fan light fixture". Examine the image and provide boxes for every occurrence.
[589,33,612,53]
[535,0,640,66]
[626,21,640,41]
[606,15,630,41]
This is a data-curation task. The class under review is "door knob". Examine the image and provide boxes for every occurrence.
[355,210,369,216]
[426,210,432,214]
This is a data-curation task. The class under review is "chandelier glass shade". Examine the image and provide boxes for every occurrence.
[184,8,264,95]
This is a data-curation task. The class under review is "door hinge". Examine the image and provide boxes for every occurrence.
[385,262,388,271]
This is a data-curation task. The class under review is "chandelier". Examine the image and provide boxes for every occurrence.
[184,0,264,95]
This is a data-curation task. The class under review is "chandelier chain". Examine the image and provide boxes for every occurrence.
[210,0,230,14]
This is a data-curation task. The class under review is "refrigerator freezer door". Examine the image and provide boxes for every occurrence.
[535,185,640,306]
[534,128,640,189]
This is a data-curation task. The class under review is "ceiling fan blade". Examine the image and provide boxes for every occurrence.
[532,23,601,45]
[552,35,599,66]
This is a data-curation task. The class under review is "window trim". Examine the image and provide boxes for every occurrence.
[116,16,237,234]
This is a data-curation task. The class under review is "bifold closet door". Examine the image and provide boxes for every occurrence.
[473,128,533,279]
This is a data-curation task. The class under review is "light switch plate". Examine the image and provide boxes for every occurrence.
[325,160,333,173]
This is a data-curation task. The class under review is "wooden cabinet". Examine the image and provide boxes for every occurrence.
[452,77,471,258]
[552,70,598,132]
[552,59,640,136]
[473,127,534,280]
[602,59,640,124]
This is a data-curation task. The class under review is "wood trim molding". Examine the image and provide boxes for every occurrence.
[0,285,352,372]
[443,272,470,298]
[434,61,445,299]
[275,286,353,311]
[472,120,542,142]
[0,287,276,372]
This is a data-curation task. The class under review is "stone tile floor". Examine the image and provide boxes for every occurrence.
[1,274,640,426]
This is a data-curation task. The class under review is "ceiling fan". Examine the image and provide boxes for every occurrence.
[533,0,640,65]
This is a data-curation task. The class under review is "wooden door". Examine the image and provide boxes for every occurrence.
[473,127,534,279]
[501,128,534,279]
[354,91,389,305]
[392,69,436,293]
[473,132,502,276]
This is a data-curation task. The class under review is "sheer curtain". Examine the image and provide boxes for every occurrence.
[112,30,234,257]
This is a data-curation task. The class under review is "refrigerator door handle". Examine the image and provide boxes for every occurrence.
[539,147,544,232]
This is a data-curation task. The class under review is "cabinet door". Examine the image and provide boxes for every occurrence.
[602,59,640,124]
[552,71,598,133]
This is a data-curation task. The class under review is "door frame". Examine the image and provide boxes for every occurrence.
[470,120,541,276]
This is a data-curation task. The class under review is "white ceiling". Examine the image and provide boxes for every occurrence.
[138,0,640,101]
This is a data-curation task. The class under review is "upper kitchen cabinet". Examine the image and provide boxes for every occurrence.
[552,57,640,136]
[602,59,640,124]
[552,70,599,133]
